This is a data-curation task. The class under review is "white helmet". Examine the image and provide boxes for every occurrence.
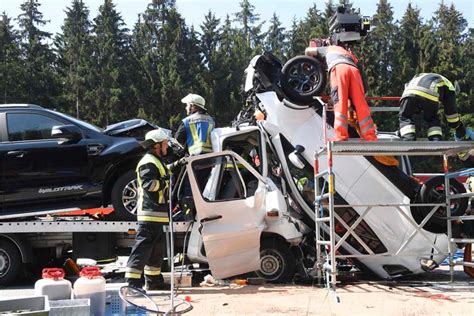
[467,175,474,193]
[140,128,171,148]
[181,93,206,111]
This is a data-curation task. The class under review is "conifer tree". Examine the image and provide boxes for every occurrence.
[302,4,325,40]
[55,0,93,117]
[359,0,396,97]
[0,13,22,103]
[459,29,473,127]
[91,0,130,125]
[17,0,57,105]
[199,11,222,116]
[234,0,262,48]
[394,3,423,88]
[321,0,336,37]
[264,13,286,60]
[287,18,306,58]
[432,3,467,80]
[215,15,245,124]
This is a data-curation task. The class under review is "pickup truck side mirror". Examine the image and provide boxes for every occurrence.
[51,125,82,143]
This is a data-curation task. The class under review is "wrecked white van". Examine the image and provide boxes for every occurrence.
[172,52,471,282]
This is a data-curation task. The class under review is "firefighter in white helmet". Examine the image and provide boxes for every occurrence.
[174,94,215,205]
[125,128,173,292]
[175,93,215,156]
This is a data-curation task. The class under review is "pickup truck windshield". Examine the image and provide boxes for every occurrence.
[47,109,103,132]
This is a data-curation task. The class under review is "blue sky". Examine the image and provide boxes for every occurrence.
[1,0,473,34]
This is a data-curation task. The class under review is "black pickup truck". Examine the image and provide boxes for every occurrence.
[0,104,157,220]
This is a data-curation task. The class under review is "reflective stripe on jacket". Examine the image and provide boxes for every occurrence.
[136,154,169,223]
[183,113,214,155]
[323,45,358,71]
[401,73,455,102]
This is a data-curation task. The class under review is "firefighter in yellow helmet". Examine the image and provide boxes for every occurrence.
[125,128,172,292]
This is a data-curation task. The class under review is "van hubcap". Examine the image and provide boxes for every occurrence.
[259,251,283,277]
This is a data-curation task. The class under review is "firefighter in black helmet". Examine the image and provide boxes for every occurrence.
[398,73,469,141]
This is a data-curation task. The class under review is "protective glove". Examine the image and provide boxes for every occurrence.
[305,47,317,56]
[454,128,474,141]
[466,128,474,140]
[167,157,187,173]
[178,157,188,166]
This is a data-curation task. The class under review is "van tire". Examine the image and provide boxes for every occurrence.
[0,239,22,286]
[256,238,295,283]
[414,176,469,233]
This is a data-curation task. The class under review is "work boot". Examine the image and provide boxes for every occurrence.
[145,282,169,291]
[145,274,169,291]
[428,135,442,141]
[401,133,416,141]
[124,283,146,297]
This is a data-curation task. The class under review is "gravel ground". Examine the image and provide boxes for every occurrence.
[1,266,473,315]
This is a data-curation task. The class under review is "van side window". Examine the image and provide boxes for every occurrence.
[191,154,258,202]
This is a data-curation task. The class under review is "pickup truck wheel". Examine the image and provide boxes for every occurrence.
[414,176,469,234]
[256,239,295,283]
[110,170,138,221]
[0,240,22,286]
[281,55,327,105]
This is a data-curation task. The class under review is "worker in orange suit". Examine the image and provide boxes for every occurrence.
[305,37,377,141]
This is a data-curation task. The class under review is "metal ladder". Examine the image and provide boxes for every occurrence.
[445,166,474,281]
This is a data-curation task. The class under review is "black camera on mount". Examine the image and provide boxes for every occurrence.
[329,6,371,44]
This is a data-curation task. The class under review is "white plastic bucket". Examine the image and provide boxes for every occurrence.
[73,266,106,316]
[34,268,72,301]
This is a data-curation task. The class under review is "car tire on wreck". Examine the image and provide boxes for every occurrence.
[281,55,327,105]
[256,238,296,283]
[110,170,139,221]
[413,176,469,234]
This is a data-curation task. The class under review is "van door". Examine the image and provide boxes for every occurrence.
[186,151,267,279]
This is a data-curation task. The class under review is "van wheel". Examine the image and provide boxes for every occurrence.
[414,176,469,234]
[281,55,327,105]
[256,239,295,283]
[110,170,138,221]
[0,240,22,286]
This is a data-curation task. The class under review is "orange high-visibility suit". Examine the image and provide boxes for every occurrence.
[306,45,377,141]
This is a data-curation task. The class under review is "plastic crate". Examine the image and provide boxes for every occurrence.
[49,299,90,316]
[0,295,49,316]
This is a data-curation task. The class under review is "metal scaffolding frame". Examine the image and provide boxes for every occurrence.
[312,113,474,291]
[444,167,474,281]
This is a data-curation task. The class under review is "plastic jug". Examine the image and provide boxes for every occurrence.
[73,266,106,316]
[34,268,72,300]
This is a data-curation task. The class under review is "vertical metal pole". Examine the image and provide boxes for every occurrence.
[443,154,454,282]
[168,176,175,311]
[323,104,328,144]
[327,141,336,289]
[314,153,322,281]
